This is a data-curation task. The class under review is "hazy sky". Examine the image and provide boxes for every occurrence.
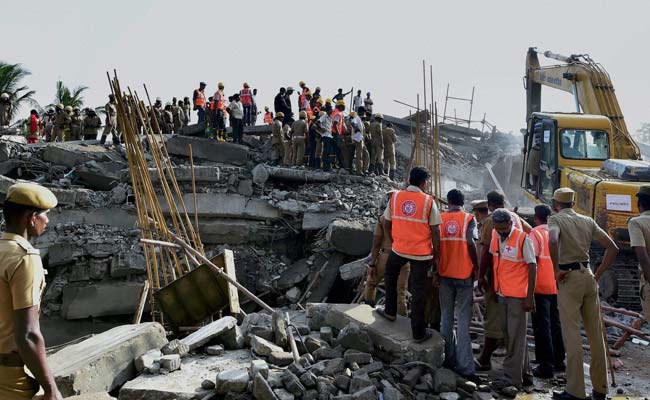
[3,0,649,134]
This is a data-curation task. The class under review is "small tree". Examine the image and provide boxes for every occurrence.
[54,80,88,108]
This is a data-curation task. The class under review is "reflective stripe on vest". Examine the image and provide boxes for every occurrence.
[194,90,206,107]
[530,226,556,295]
[331,109,343,134]
[439,211,474,279]
[215,91,225,110]
[391,190,433,256]
[240,88,252,105]
[490,229,529,298]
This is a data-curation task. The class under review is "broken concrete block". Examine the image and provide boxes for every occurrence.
[303,389,318,400]
[61,282,144,320]
[219,324,245,349]
[251,335,284,356]
[319,327,333,344]
[344,350,372,365]
[159,193,281,221]
[313,346,343,361]
[285,287,302,304]
[110,253,146,278]
[161,339,190,357]
[272,311,288,348]
[253,373,279,400]
[440,393,460,400]
[349,374,373,394]
[179,316,237,351]
[276,259,311,290]
[269,351,294,367]
[401,367,422,387]
[238,179,254,196]
[206,344,225,356]
[134,349,162,372]
[302,212,345,231]
[282,371,306,396]
[351,386,378,400]
[250,359,270,379]
[316,376,338,395]
[159,354,181,372]
[166,135,249,166]
[306,252,346,303]
[305,336,330,353]
[149,164,221,184]
[321,358,345,376]
[383,386,403,400]
[201,379,216,390]
[216,369,250,394]
[339,258,368,281]
[62,393,116,400]
[337,323,374,353]
[354,361,383,376]
[434,368,457,393]
[334,375,350,391]
[273,388,295,400]
[198,219,272,245]
[299,371,317,388]
[326,220,374,256]
[43,143,122,168]
[48,322,167,397]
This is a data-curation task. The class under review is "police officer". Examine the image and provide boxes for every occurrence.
[271,112,285,165]
[369,114,384,175]
[0,183,61,400]
[549,188,618,400]
[70,107,83,141]
[100,94,118,145]
[382,122,397,179]
[53,104,70,142]
[628,185,650,324]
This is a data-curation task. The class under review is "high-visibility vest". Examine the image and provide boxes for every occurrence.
[264,112,273,125]
[439,211,474,279]
[331,109,344,135]
[215,90,226,110]
[240,88,253,105]
[194,89,206,107]
[489,229,530,298]
[209,100,217,111]
[529,225,556,295]
[391,190,434,256]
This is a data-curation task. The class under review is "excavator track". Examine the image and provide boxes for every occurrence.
[591,245,641,311]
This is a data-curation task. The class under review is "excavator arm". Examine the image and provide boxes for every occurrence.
[525,47,640,160]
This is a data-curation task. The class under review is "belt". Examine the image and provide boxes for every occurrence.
[0,353,23,367]
[559,262,589,271]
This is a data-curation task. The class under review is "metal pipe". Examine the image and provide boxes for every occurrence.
[543,50,575,64]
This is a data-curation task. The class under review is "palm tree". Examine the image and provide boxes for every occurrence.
[0,61,36,122]
[54,80,89,108]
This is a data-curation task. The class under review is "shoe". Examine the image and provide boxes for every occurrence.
[552,390,587,400]
[522,374,534,387]
[591,390,606,400]
[474,358,491,372]
[532,366,554,379]
[413,329,433,343]
[375,307,396,322]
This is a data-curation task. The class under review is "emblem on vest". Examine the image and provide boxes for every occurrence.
[401,200,417,217]
[444,221,460,236]
[503,244,517,257]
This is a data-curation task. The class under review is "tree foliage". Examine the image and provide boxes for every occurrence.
[0,61,36,122]
[54,80,89,109]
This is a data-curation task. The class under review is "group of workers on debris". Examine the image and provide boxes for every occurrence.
[362,166,650,400]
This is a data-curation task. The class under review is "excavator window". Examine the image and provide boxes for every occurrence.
[560,129,609,160]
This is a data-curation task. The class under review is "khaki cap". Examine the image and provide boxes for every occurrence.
[471,199,488,211]
[553,187,575,203]
[6,182,58,210]
[276,112,284,118]
[637,185,650,197]
[299,111,307,118]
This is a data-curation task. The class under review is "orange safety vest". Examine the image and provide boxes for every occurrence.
[264,111,273,125]
[214,90,225,110]
[439,211,475,279]
[391,190,434,257]
[194,89,206,107]
[529,225,556,295]
[331,109,344,135]
[240,88,252,105]
[489,229,530,298]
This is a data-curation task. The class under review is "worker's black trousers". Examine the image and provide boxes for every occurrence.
[384,251,430,340]
[531,293,565,374]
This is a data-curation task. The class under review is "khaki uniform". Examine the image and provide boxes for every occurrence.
[172,105,183,133]
[70,113,83,141]
[627,211,650,323]
[548,208,609,398]
[382,127,397,173]
[82,115,101,141]
[162,111,173,134]
[102,101,118,142]
[53,110,71,142]
[0,101,13,126]
[369,121,384,167]
[364,216,411,315]
[0,233,46,399]
[282,126,293,166]
[291,120,308,166]
[271,120,284,163]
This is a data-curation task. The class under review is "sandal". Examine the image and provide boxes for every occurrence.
[376,307,396,322]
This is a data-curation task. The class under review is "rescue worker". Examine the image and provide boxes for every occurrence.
[378,167,442,343]
[318,110,334,172]
[369,114,385,175]
[529,204,565,379]
[70,107,83,141]
[100,94,117,145]
[291,111,308,166]
[229,94,244,144]
[364,191,411,316]
[476,191,531,371]
[331,100,347,169]
[434,189,479,381]
[0,93,13,126]
[43,109,55,142]
[310,86,322,109]
[349,111,365,175]
[364,92,374,114]
[193,81,207,123]
[274,87,286,114]
[471,200,489,235]
[240,82,253,126]
[308,113,322,169]
[82,108,101,141]
[332,88,352,102]
[629,185,650,324]
[251,88,259,126]
[353,90,363,113]
[283,87,295,125]
[489,208,537,390]
[172,100,183,134]
[549,188,618,400]
[300,91,313,119]
[213,83,226,141]
[53,104,71,142]
[271,112,285,165]
[0,183,62,400]
[205,97,214,129]
[182,97,191,125]
[162,103,174,135]
[282,124,292,166]
[298,81,310,111]
[526,121,542,189]
[263,106,273,125]
[382,122,397,179]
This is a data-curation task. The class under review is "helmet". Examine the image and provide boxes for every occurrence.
[65,106,73,112]
[318,111,326,117]
[309,115,316,120]
[286,86,294,92]
[316,98,324,105]
[315,86,321,91]
[276,112,285,118]
[166,102,172,106]
[218,82,224,88]
[375,113,384,119]
[325,98,332,104]
[243,82,249,88]
[299,81,305,87]
[0,93,8,100]
[349,111,357,117]
[299,111,307,118]
[264,106,269,111]
[336,100,345,106]
[56,104,64,110]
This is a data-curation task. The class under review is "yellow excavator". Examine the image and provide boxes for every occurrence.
[522,47,648,309]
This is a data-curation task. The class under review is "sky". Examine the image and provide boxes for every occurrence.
[2,0,649,135]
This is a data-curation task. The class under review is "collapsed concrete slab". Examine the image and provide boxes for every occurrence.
[61,282,145,320]
[252,164,369,186]
[76,161,127,191]
[119,350,252,400]
[46,207,137,229]
[326,220,374,256]
[179,316,237,350]
[159,193,281,221]
[302,212,345,231]
[197,219,274,244]
[165,135,249,166]
[49,322,167,397]
[149,164,220,183]
[339,258,367,281]
[306,252,346,303]
[306,304,444,368]
[43,143,125,168]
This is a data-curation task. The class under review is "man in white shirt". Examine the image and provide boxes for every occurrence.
[349,111,365,175]
[229,94,244,144]
[352,90,363,113]
[317,110,334,171]
[364,92,374,114]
